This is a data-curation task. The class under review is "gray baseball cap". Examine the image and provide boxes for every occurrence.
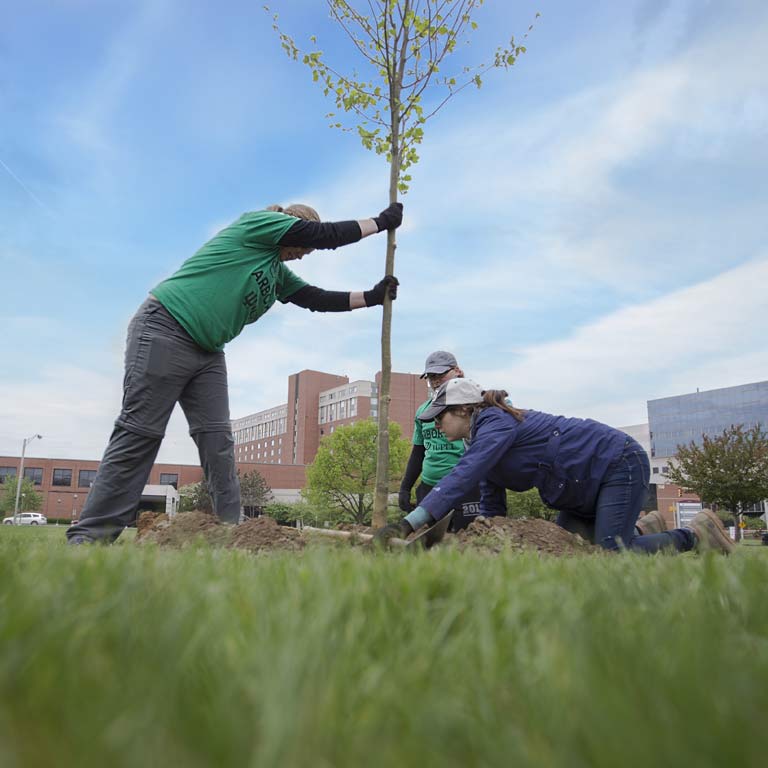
[418,378,484,421]
[420,350,458,378]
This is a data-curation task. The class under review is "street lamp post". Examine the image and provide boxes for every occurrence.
[13,434,42,524]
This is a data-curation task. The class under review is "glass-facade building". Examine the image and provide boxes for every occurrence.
[648,380,768,458]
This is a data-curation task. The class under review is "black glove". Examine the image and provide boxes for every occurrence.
[398,488,415,513]
[364,276,399,307]
[373,519,414,547]
[373,202,403,232]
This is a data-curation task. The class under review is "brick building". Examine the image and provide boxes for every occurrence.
[231,369,428,467]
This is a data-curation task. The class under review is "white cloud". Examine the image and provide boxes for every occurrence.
[0,362,200,464]
[472,258,768,425]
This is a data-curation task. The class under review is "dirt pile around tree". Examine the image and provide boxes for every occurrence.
[230,516,305,553]
[453,516,600,556]
[136,511,600,557]
[138,510,232,548]
[137,512,306,553]
[136,511,165,538]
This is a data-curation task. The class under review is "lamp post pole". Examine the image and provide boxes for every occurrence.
[13,434,42,524]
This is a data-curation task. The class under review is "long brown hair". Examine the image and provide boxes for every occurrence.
[476,389,526,422]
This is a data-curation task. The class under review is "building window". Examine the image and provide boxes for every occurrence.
[652,467,659,474]
[661,465,669,474]
[0,467,16,484]
[52,468,73,487]
[160,473,179,489]
[78,469,97,488]
[24,467,43,486]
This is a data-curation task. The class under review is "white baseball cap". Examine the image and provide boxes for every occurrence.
[418,378,484,421]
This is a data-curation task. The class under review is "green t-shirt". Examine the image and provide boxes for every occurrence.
[152,210,308,352]
[413,399,466,487]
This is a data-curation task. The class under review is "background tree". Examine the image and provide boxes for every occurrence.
[263,499,347,528]
[264,501,301,525]
[269,0,535,527]
[304,419,409,524]
[239,469,274,517]
[178,481,213,514]
[666,424,768,542]
[505,488,556,521]
[0,476,43,515]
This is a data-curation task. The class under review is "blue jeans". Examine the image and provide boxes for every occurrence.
[557,440,695,554]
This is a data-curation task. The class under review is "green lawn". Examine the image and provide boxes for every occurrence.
[1,528,767,768]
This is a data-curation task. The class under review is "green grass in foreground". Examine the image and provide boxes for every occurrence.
[1,528,767,768]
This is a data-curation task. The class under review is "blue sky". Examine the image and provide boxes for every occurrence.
[2,0,766,463]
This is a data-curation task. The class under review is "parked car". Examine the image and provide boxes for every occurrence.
[3,512,48,525]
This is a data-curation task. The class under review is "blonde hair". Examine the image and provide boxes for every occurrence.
[266,203,320,222]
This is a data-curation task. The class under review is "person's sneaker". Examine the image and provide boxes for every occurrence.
[636,510,668,536]
[67,535,94,546]
[686,509,736,554]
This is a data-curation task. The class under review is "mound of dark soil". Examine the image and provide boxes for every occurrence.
[230,516,305,553]
[135,511,599,558]
[453,516,599,556]
[136,511,165,539]
[138,510,232,548]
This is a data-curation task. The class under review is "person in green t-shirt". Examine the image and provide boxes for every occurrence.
[67,202,403,545]
[398,350,494,531]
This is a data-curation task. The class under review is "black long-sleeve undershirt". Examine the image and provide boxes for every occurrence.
[400,444,426,492]
[283,284,351,312]
[278,219,362,250]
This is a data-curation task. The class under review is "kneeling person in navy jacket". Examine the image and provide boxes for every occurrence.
[376,379,734,554]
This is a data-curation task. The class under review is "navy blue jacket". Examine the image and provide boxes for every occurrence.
[419,408,628,521]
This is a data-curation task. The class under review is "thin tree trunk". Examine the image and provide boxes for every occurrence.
[372,150,400,528]
[373,5,409,529]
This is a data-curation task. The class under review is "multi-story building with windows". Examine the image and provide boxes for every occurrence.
[648,381,768,459]
[648,380,768,523]
[619,381,768,526]
[232,368,428,467]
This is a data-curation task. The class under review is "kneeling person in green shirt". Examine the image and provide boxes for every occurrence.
[398,350,494,532]
[68,202,402,544]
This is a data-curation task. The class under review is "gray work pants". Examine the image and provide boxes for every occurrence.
[67,297,240,542]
